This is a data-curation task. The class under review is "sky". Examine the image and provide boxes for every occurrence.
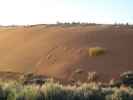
[0,0,132,25]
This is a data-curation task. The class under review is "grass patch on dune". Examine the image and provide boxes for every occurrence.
[88,47,106,56]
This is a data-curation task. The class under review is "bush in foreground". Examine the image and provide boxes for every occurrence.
[0,80,132,100]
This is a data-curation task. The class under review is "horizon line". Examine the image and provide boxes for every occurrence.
[0,21,132,26]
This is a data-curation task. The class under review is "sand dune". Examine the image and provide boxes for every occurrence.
[0,25,132,82]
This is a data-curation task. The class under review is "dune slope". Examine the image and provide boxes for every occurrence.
[0,25,132,82]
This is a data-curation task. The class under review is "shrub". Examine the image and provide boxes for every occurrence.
[88,72,99,82]
[120,71,133,86]
[41,82,66,100]
[16,85,38,100]
[74,68,84,74]
[88,47,106,56]
[0,79,133,100]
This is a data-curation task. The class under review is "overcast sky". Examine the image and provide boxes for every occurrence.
[0,0,132,25]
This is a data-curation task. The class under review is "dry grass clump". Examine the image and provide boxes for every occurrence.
[88,72,99,82]
[88,47,106,56]
[0,80,132,100]
[74,68,84,74]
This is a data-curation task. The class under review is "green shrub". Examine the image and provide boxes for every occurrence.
[16,85,38,100]
[88,47,106,56]
[0,79,133,100]
[41,82,66,100]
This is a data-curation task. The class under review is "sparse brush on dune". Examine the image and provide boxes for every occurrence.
[88,47,106,56]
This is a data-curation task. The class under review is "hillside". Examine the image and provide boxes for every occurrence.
[0,24,132,82]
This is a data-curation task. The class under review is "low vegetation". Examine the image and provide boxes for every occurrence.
[0,71,131,100]
[88,47,106,56]
[88,72,99,82]
[0,80,132,100]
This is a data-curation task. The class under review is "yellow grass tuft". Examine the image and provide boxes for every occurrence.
[88,47,106,56]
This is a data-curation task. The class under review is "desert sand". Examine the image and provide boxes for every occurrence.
[0,24,132,82]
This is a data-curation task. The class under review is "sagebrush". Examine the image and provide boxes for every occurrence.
[0,80,132,100]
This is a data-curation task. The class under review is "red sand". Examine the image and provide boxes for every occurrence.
[0,25,132,82]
